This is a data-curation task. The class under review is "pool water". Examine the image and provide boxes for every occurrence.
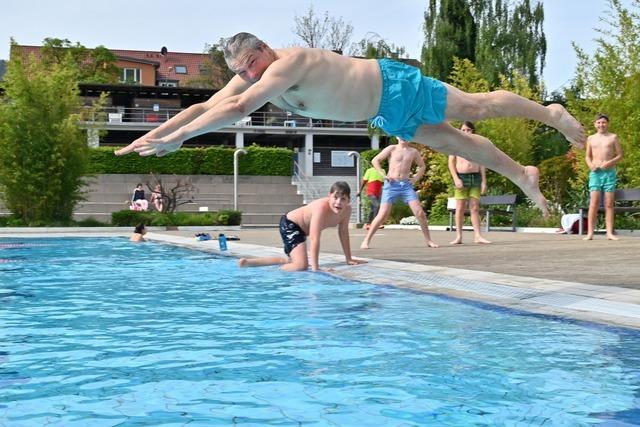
[2,237,640,426]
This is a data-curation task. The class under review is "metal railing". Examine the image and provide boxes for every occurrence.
[292,160,321,203]
[82,106,369,129]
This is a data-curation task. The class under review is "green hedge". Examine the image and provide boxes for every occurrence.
[89,146,293,176]
[111,209,242,227]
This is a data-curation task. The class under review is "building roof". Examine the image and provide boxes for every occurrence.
[109,48,208,84]
[13,45,209,86]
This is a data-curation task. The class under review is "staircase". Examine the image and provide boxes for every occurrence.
[291,175,361,223]
[73,174,303,226]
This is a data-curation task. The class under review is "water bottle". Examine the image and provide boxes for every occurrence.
[218,233,228,251]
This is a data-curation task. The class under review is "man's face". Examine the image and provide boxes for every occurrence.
[230,48,272,83]
[328,192,350,214]
[594,118,609,133]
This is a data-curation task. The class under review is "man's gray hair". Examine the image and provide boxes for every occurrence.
[222,32,265,65]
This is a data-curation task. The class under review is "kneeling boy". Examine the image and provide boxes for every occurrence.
[238,181,367,271]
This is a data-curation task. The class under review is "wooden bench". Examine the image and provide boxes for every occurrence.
[448,194,518,232]
[578,188,640,235]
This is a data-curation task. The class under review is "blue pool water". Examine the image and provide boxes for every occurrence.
[2,237,640,426]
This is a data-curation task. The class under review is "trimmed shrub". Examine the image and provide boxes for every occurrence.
[92,146,293,176]
[110,209,242,227]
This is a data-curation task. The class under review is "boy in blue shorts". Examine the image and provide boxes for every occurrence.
[584,114,624,240]
[360,138,439,249]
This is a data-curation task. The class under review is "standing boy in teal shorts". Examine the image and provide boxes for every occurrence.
[584,114,624,240]
[448,122,491,245]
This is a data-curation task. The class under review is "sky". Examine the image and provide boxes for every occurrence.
[1,0,634,93]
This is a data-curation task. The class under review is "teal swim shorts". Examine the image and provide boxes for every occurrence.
[589,168,617,193]
[369,59,448,140]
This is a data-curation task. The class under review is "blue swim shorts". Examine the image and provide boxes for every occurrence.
[589,168,617,193]
[369,59,448,140]
[381,180,419,205]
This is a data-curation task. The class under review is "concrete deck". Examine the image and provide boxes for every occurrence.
[2,227,640,329]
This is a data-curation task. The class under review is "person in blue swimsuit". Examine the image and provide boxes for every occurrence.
[116,32,586,217]
[360,138,439,250]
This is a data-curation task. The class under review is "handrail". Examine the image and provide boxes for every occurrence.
[82,106,369,129]
[292,160,321,203]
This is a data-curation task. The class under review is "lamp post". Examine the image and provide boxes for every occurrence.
[348,151,361,224]
[233,149,248,211]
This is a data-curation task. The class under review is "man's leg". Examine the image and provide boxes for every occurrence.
[414,123,548,214]
[408,199,438,248]
[443,83,584,146]
[469,197,491,244]
[280,242,310,271]
[450,199,467,244]
[360,203,392,249]
[583,191,600,240]
[604,191,619,240]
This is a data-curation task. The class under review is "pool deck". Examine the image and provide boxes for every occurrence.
[3,227,640,329]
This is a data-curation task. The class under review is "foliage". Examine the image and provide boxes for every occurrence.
[537,154,574,212]
[111,209,242,227]
[185,41,235,89]
[570,0,640,188]
[0,43,98,223]
[39,37,120,84]
[350,34,408,59]
[422,0,477,81]
[88,145,293,176]
[293,5,354,52]
[422,0,546,88]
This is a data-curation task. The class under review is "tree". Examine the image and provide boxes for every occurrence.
[422,0,546,89]
[474,0,546,88]
[40,38,120,84]
[349,33,408,59]
[570,0,640,188]
[0,41,95,224]
[293,5,354,51]
[422,0,477,81]
[185,42,235,89]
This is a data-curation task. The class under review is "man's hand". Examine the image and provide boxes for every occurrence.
[346,258,367,266]
[453,178,464,189]
[115,133,184,157]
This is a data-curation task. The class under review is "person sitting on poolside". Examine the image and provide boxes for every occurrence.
[238,181,367,272]
[115,32,586,216]
[131,183,149,211]
[130,223,147,242]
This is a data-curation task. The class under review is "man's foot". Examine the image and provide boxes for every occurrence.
[547,104,585,148]
[607,233,620,241]
[360,241,370,249]
[450,236,463,245]
[238,258,249,267]
[474,236,492,244]
[582,234,594,241]
[426,240,439,248]
[521,166,549,216]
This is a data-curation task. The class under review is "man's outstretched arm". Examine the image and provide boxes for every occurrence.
[115,75,251,156]
[116,55,305,157]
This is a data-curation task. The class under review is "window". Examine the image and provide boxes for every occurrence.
[174,65,187,74]
[121,68,141,84]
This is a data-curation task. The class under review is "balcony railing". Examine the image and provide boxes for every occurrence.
[83,106,369,129]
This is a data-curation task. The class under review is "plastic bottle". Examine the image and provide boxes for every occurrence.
[218,233,228,251]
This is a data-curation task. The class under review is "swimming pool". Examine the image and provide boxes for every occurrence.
[2,237,640,426]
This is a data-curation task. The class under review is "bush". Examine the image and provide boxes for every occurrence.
[110,209,242,226]
[91,145,293,176]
